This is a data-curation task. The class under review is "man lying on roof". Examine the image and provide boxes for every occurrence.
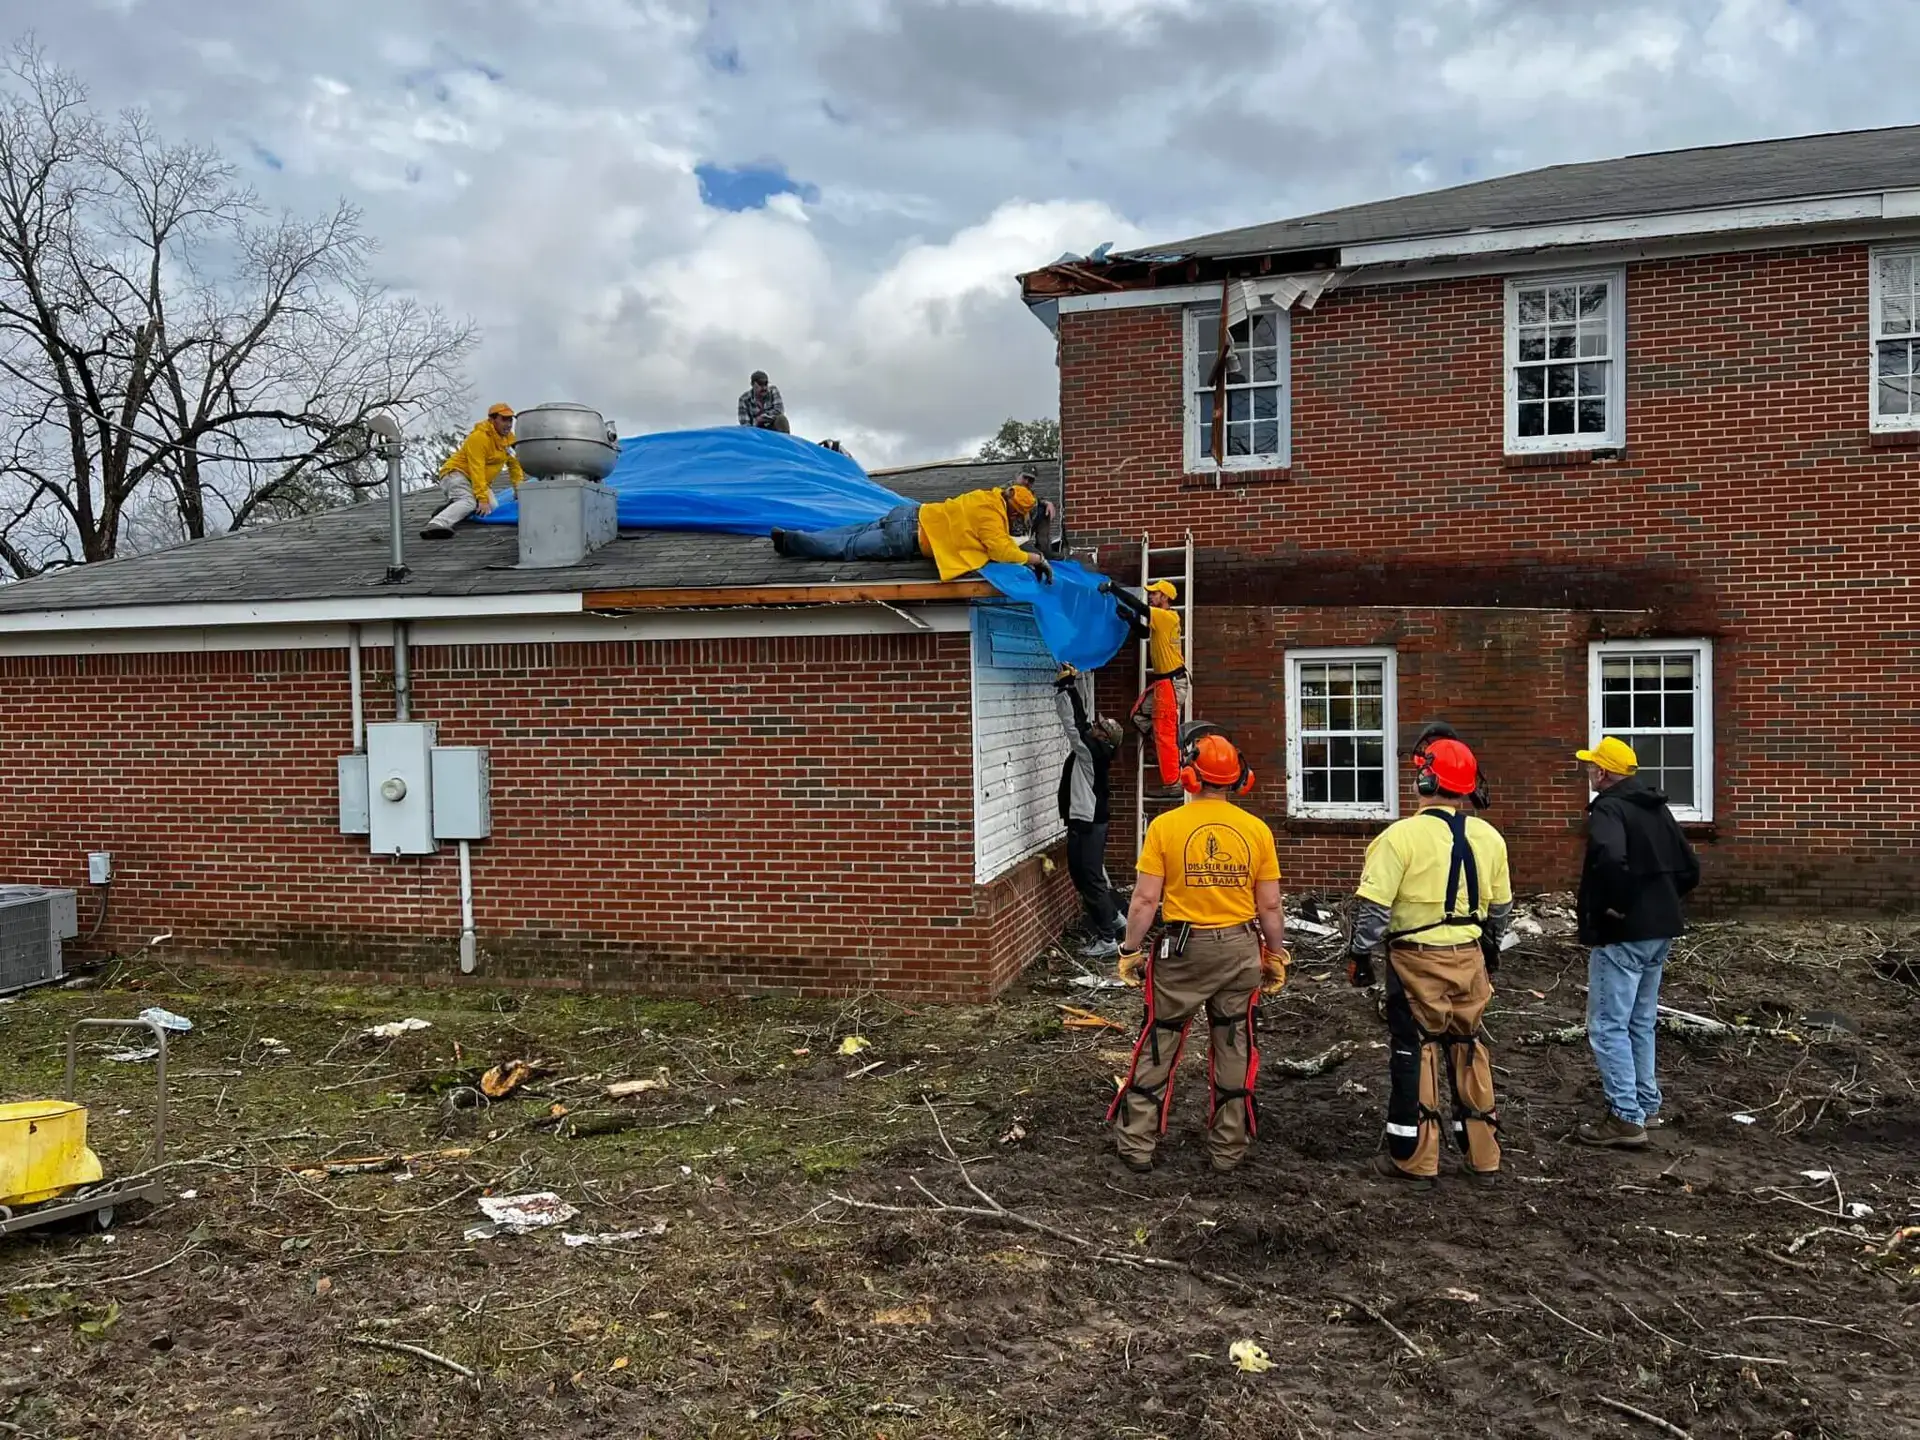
[770,474,1056,584]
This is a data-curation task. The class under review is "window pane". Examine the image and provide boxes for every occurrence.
[1576,362,1608,396]
[1578,328,1608,357]
[1251,421,1278,455]
[1358,769,1385,803]
[1880,254,1913,311]
[1303,738,1329,768]
[1549,328,1576,359]
[1251,312,1277,346]
[1602,657,1632,682]
[1547,365,1575,398]
[1518,331,1546,363]
[1632,690,1663,726]
[1885,287,1914,336]
[1578,399,1607,432]
[1304,770,1329,803]
[1252,388,1278,420]
[1518,403,1544,437]
[1602,693,1632,728]
[1329,770,1357,803]
[1880,340,1914,378]
[1879,377,1911,417]
[1250,350,1278,383]
[1226,423,1250,456]
[1548,400,1577,433]
[1579,283,1608,317]
[1662,764,1695,808]
[1517,367,1544,401]
[1227,389,1251,422]
[1548,287,1576,322]
[1358,737,1384,768]
[1329,736,1356,768]
[1518,290,1545,324]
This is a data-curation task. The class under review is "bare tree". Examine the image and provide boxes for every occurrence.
[0,42,475,578]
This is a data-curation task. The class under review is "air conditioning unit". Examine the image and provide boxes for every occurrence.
[0,886,78,996]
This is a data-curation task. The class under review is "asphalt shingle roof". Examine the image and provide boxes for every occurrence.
[1134,124,1920,263]
[0,457,1060,615]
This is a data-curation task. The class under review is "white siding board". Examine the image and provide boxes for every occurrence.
[972,607,1066,884]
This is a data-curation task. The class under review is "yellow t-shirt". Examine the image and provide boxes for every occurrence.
[1356,806,1512,947]
[1148,606,1184,674]
[1137,797,1280,928]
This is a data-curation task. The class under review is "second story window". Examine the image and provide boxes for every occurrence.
[1184,304,1290,472]
[1504,270,1625,453]
[1872,246,1920,432]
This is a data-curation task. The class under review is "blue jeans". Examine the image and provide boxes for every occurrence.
[780,503,921,561]
[1586,938,1671,1125]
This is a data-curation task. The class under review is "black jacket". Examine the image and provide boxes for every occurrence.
[1055,680,1115,826]
[1577,774,1701,945]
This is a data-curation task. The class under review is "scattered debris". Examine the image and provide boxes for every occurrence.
[365,1018,431,1041]
[466,1191,578,1241]
[607,1069,671,1098]
[105,1047,161,1063]
[345,1334,475,1384]
[292,1148,472,1179]
[1287,918,1339,939]
[1436,1287,1480,1304]
[1056,1004,1125,1031]
[836,1036,871,1057]
[1269,1041,1357,1079]
[871,1305,932,1326]
[846,1059,886,1080]
[1731,1114,1758,1126]
[998,1122,1028,1145]
[562,1219,669,1248]
[137,1006,192,1033]
[1229,1339,1273,1373]
[480,1058,546,1099]
[1799,1169,1835,1182]
[1067,974,1128,991]
[1339,1080,1370,1096]
[257,1038,292,1057]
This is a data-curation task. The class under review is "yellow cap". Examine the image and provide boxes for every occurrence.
[1006,484,1037,516]
[487,402,515,419]
[1145,580,1178,601]
[1575,735,1638,775]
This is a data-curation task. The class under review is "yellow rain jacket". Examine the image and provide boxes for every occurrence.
[916,489,1030,581]
[440,422,525,511]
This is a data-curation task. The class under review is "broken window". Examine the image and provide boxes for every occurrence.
[1872,247,1920,431]
[1286,649,1397,821]
[1589,639,1713,823]
[1506,270,1625,453]
[1185,305,1290,471]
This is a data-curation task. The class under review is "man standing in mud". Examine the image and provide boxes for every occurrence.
[1109,729,1289,1175]
[1346,738,1511,1187]
[1572,736,1700,1150]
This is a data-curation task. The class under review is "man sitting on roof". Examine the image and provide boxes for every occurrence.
[738,371,790,434]
[769,475,1055,584]
[422,403,523,540]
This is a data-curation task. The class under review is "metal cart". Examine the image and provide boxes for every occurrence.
[0,1016,169,1237]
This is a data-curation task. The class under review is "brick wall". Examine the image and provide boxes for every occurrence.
[0,633,1077,999]
[1064,244,1920,909]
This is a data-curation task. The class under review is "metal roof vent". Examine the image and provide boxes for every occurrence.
[514,403,620,570]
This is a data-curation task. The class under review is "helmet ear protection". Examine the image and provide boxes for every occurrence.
[1178,730,1255,796]
[1413,749,1440,798]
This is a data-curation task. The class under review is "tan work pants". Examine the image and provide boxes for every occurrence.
[1382,942,1499,1177]
[1110,924,1262,1169]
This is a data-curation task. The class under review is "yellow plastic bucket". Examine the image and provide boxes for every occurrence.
[0,1100,105,1207]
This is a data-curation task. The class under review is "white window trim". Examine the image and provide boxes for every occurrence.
[1285,646,1399,821]
[1869,243,1920,433]
[1182,304,1291,474]
[1586,637,1714,823]
[1503,268,1627,454]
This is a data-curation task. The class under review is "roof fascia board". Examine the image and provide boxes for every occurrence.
[0,604,976,656]
[1338,193,1889,267]
[0,590,587,635]
[1056,282,1222,315]
[1339,216,1920,288]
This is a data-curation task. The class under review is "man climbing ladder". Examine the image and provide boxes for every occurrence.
[1108,579,1188,787]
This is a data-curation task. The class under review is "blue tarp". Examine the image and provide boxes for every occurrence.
[478,427,1130,670]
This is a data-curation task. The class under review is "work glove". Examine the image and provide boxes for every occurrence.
[1347,950,1376,988]
[1053,663,1080,690]
[1117,947,1147,988]
[1029,554,1054,585]
[1480,934,1501,977]
[1259,945,1291,996]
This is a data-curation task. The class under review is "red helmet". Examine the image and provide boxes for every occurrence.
[1416,737,1478,796]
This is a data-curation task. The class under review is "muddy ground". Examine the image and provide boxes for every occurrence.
[1,911,1917,1439]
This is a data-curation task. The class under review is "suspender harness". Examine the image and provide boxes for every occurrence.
[1385,809,1484,945]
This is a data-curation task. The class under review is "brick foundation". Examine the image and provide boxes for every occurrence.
[0,633,1078,999]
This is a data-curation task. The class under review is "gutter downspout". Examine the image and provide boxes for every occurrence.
[458,841,476,974]
[348,623,365,751]
[392,620,412,722]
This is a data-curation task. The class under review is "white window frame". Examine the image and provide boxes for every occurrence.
[1586,637,1714,823]
[1285,647,1399,821]
[1870,244,1920,433]
[1503,268,1627,454]
[1182,303,1291,474]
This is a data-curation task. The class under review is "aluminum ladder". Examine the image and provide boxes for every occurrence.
[1133,530,1195,848]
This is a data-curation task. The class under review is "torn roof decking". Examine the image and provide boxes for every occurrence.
[1024,123,1920,295]
[0,458,1057,618]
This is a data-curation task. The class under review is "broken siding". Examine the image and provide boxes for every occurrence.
[971,606,1066,885]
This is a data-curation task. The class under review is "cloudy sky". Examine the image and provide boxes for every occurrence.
[9,0,1910,466]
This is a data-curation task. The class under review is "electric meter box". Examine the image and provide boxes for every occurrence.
[366,722,437,855]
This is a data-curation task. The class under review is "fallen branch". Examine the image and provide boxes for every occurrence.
[1522,1011,1802,1048]
[1597,1395,1692,1439]
[4,1245,205,1297]
[1527,1291,1609,1343]
[345,1334,477,1384]
[1738,1314,1901,1350]
[1268,1041,1358,1079]
[1614,1300,1787,1367]
[1335,1294,1425,1360]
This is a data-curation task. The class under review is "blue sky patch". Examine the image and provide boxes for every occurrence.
[694,162,818,212]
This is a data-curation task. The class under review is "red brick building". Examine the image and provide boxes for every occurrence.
[0,459,1079,998]
[1024,126,1920,909]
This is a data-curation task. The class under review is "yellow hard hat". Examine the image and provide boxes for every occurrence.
[1145,580,1178,601]
[1575,735,1638,775]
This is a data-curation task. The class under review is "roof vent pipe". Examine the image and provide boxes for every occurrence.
[367,412,407,584]
[513,403,619,569]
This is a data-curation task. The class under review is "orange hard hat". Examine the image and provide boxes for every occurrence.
[1181,732,1254,795]
[1416,737,1478,796]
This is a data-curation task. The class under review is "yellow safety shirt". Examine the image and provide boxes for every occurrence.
[1148,607,1184,674]
[1137,797,1280,928]
[1356,805,1512,948]
[915,489,1030,581]
[440,422,525,510]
